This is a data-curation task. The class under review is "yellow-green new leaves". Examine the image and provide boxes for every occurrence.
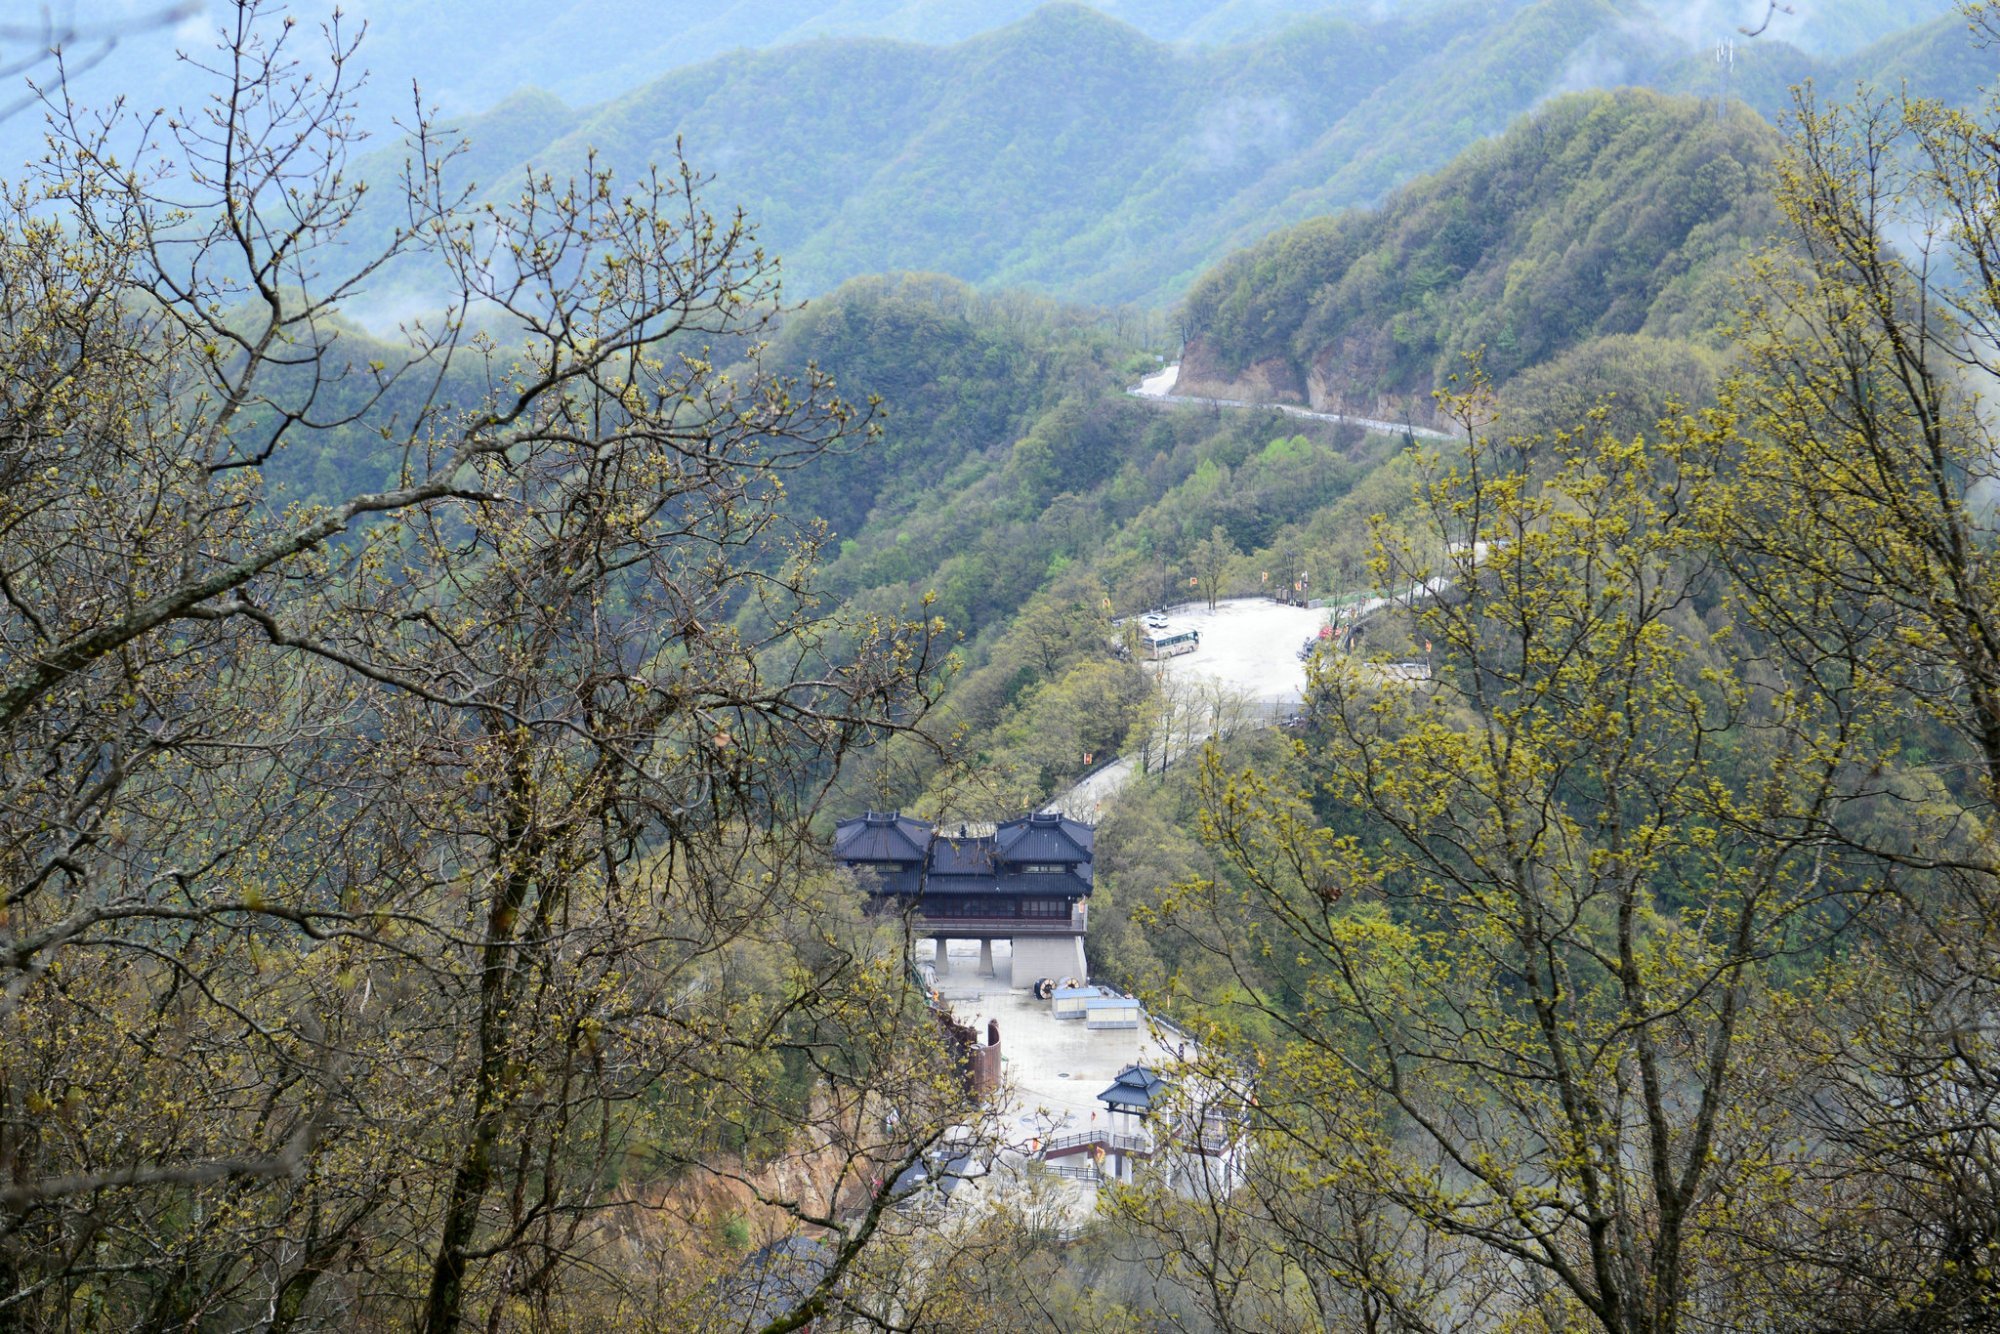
[1145,365,1895,1332]
[0,6,950,1329]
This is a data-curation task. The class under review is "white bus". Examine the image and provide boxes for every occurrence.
[1141,629,1200,659]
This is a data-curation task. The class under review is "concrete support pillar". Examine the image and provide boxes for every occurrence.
[1009,934,1089,989]
[978,939,994,976]
[933,937,950,977]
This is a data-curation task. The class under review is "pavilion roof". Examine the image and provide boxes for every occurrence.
[1098,1063,1171,1113]
[833,809,1097,899]
[830,811,931,862]
[993,811,1094,863]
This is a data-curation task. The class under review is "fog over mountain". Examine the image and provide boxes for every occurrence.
[296,0,1973,317]
[6,0,1957,175]
[0,1,1960,214]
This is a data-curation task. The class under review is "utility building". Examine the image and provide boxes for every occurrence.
[832,810,1093,986]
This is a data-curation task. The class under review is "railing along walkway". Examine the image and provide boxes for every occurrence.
[1040,1127,1154,1160]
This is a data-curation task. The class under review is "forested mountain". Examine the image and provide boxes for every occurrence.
[3,0,1945,172]
[260,82,1786,697]
[769,277,1362,640]
[753,84,1782,815]
[11,2,1967,317]
[0,0,1455,155]
[1176,88,1776,424]
[13,2,2000,1330]
[745,96,1753,810]
[747,273,1399,815]
[322,0,1975,316]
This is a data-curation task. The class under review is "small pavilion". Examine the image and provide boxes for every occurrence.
[1089,1063,1171,1184]
[1098,1063,1170,1132]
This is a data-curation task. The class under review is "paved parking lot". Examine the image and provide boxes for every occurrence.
[1147,597,1328,707]
[1051,598,1330,819]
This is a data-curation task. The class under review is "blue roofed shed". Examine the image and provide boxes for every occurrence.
[1085,994,1142,1030]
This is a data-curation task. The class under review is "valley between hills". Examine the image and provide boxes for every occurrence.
[4,2,2000,1329]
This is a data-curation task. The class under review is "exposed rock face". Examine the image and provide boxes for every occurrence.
[1175,338,1445,432]
[1173,346,1304,405]
[1304,351,1447,432]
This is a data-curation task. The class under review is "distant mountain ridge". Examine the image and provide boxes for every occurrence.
[5,0,1943,158]
[327,0,1974,314]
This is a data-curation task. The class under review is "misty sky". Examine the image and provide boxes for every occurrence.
[2,0,1943,172]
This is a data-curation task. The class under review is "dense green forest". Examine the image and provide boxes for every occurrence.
[1178,87,1772,419]
[8,1,2000,1331]
[324,0,1986,314]
[775,86,1766,660]
[264,81,1762,678]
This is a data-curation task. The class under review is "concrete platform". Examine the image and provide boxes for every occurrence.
[937,940,1190,1151]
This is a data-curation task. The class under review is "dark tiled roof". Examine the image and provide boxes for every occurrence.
[842,866,1093,898]
[1098,1064,1171,1112]
[993,811,1094,862]
[931,836,994,876]
[830,811,932,863]
[843,865,923,896]
[833,810,1096,899]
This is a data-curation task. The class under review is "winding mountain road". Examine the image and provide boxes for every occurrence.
[1127,363,1454,441]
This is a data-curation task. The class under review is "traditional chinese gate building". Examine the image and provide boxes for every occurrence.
[832,810,1093,986]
